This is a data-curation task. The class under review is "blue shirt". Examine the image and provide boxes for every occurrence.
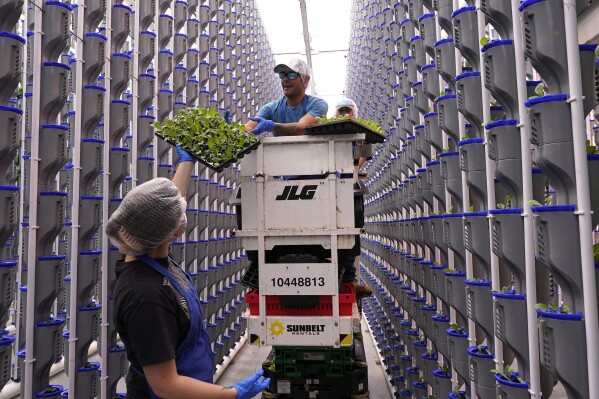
[257,95,328,123]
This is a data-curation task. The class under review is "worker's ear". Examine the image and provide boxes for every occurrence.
[302,75,310,88]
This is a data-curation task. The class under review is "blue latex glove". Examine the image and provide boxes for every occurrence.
[249,117,275,135]
[175,145,195,163]
[224,110,232,125]
[232,370,271,399]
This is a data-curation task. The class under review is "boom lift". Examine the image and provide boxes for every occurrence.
[233,121,383,398]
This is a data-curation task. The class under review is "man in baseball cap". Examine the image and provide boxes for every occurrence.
[245,58,328,136]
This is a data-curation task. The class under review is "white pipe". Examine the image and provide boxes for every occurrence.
[23,2,44,397]
[510,0,542,396]
[67,3,86,397]
[100,0,114,397]
[562,0,599,396]
[476,0,504,370]
[130,0,141,187]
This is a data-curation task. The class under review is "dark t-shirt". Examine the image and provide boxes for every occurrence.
[114,257,192,398]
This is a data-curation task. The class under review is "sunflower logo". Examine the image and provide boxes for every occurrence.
[269,321,284,337]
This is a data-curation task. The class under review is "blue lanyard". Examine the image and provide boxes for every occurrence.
[279,95,309,123]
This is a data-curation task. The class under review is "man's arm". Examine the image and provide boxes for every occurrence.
[144,360,237,399]
[272,113,319,136]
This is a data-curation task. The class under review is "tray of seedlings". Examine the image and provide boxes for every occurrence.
[154,106,260,172]
[305,115,386,144]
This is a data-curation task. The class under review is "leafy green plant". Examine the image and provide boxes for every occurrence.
[586,139,598,154]
[496,194,512,209]
[491,366,521,383]
[528,193,553,207]
[468,205,474,212]
[449,323,464,334]
[154,107,257,169]
[315,115,383,135]
[594,243,599,262]
[477,344,490,354]
[535,303,572,313]
[452,386,466,398]
[534,82,545,97]
[480,36,489,46]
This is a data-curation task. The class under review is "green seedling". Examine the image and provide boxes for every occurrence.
[535,303,572,313]
[491,366,521,383]
[586,139,598,154]
[496,194,512,209]
[594,243,599,262]
[468,205,474,212]
[535,82,545,97]
[443,267,456,273]
[480,36,489,46]
[447,206,454,214]
[316,115,383,135]
[452,386,466,398]
[449,323,462,333]
[477,344,490,354]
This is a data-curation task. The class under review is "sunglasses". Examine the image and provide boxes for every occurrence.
[278,71,300,80]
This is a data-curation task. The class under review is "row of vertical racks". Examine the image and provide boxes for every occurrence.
[0,0,279,398]
[346,0,599,398]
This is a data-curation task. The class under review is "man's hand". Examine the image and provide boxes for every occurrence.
[224,110,232,125]
[249,117,275,135]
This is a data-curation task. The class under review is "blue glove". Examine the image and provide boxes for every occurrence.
[249,117,275,135]
[224,110,232,125]
[175,145,195,163]
[232,370,271,399]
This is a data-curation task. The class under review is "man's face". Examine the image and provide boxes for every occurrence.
[337,107,355,118]
[279,70,304,97]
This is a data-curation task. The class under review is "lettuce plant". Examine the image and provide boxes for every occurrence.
[154,107,258,170]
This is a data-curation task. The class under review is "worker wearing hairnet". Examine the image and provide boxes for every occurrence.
[107,146,269,399]
[245,58,328,135]
[334,98,374,299]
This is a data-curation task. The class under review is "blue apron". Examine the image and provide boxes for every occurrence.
[278,95,309,124]
[134,255,214,399]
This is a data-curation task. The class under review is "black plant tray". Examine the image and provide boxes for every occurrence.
[155,131,261,172]
[305,120,386,144]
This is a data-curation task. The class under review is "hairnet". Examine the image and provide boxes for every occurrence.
[274,58,312,88]
[106,177,186,253]
[335,98,359,117]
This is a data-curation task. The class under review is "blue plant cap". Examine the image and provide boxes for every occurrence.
[436,94,457,101]
[415,125,424,130]
[398,70,405,76]
[0,105,23,114]
[458,137,484,146]
[114,3,133,12]
[406,96,414,101]
[438,151,459,157]
[407,135,416,140]
[403,55,413,62]
[424,112,438,118]
[519,0,547,11]
[489,208,522,215]
[401,18,411,24]
[412,81,423,87]
[524,94,568,107]
[421,63,436,71]
[434,37,454,47]
[486,119,518,129]
[588,154,599,161]
[47,1,72,10]
[493,291,526,300]
[410,35,421,42]
[465,278,492,286]
[0,32,26,44]
[456,71,481,81]
[490,105,503,111]
[526,80,542,86]
[532,167,543,174]
[426,160,440,166]
[452,5,476,18]
[43,61,70,70]
[537,309,583,320]
[579,43,598,51]
[464,211,488,217]
[418,13,435,22]
[481,39,514,52]
[84,85,106,91]
[532,204,576,213]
